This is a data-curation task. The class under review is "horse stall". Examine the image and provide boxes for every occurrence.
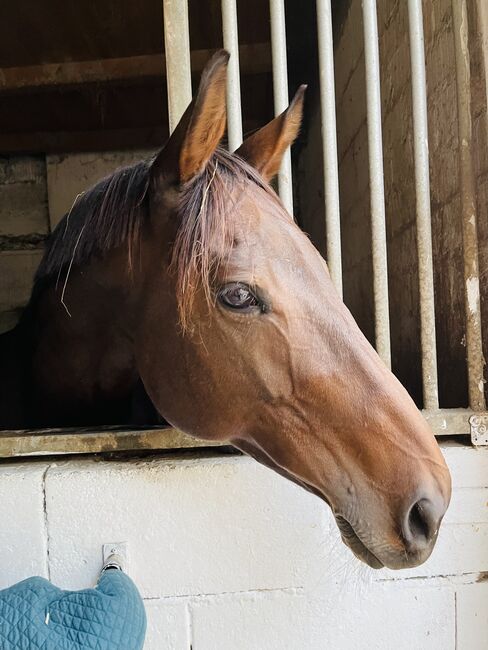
[0,0,487,647]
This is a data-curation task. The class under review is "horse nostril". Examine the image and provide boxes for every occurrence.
[403,497,442,552]
[408,501,430,540]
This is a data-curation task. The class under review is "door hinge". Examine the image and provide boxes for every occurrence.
[469,414,488,446]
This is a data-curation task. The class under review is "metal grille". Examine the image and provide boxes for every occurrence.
[162,0,487,440]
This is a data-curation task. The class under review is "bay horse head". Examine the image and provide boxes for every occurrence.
[27,51,450,569]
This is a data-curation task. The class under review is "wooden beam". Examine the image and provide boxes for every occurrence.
[0,43,271,94]
[0,120,264,155]
[0,128,168,155]
[0,425,228,458]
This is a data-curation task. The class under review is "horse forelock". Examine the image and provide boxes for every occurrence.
[171,147,278,331]
[35,158,153,286]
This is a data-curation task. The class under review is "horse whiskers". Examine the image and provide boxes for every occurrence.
[60,224,86,318]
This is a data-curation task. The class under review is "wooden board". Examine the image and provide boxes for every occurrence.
[0,44,271,94]
[0,425,225,458]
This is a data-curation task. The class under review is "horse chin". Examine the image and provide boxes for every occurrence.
[291,481,383,569]
[334,516,384,569]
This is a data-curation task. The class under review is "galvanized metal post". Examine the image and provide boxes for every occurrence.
[270,0,294,214]
[452,0,486,410]
[163,0,193,133]
[407,0,439,410]
[316,0,343,297]
[221,0,243,151]
[362,0,391,368]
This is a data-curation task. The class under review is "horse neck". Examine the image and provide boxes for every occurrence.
[0,324,30,429]
[27,251,143,427]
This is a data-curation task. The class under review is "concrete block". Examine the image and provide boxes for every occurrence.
[45,456,327,598]
[0,463,49,587]
[191,581,454,650]
[0,156,45,185]
[456,582,488,650]
[191,592,324,650]
[319,581,455,650]
[0,184,49,240]
[0,155,49,239]
[0,250,43,312]
[144,600,189,650]
[46,150,156,228]
[442,442,488,488]
[443,487,488,525]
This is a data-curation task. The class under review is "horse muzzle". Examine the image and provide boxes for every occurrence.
[334,484,449,570]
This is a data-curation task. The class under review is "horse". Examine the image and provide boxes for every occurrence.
[0,50,451,570]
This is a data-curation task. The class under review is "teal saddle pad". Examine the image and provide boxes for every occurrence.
[0,571,146,650]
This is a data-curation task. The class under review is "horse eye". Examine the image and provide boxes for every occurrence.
[218,283,260,310]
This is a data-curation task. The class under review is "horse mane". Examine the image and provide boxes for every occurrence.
[34,146,276,329]
[36,158,152,282]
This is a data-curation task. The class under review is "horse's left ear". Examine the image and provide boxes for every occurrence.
[236,85,306,181]
[152,49,229,185]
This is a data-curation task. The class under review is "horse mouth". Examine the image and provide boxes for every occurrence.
[334,515,384,569]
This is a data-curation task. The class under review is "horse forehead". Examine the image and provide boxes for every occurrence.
[223,185,329,287]
[231,188,310,256]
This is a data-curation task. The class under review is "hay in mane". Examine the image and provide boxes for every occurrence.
[35,147,274,328]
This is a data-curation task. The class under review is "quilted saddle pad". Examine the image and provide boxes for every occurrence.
[0,570,146,650]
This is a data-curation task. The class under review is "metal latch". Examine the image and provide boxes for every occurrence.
[469,414,488,446]
[102,542,129,574]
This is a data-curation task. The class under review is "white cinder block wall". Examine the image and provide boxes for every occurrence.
[0,443,487,650]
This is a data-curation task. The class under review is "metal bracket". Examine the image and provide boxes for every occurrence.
[102,542,129,574]
[469,414,488,446]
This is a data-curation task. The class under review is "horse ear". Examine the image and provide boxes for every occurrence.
[152,50,229,184]
[236,85,306,181]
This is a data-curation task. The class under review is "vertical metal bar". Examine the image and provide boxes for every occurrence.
[270,0,294,214]
[163,0,193,134]
[316,0,343,297]
[407,0,439,410]
[362,0,391,367]
[221,0,243,151]
[451,0,486,410]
